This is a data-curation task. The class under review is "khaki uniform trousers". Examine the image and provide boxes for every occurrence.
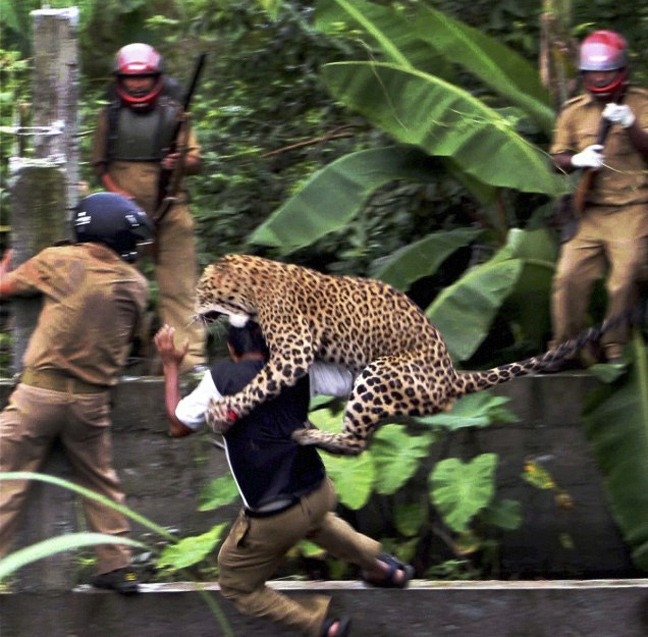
[551,202,648,359]
[218,478,381,637]
[145,201,206,372]
[0,383,132,574]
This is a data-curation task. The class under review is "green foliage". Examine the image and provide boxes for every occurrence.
[418,392,519,430]
[197,474,240,511]
[0,533,144,581]
[430,453,497,533]
[157,524,228,571]
[581,330,648,570]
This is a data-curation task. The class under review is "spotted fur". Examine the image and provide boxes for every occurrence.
[195,254,622,455]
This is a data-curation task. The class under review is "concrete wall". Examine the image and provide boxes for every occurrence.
[2,580,648,637]
[0,371,641,594]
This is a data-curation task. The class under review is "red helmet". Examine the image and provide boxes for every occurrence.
[579,30,629,99]
[113,43,164,109]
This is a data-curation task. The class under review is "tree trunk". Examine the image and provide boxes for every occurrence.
[539,0,578,109]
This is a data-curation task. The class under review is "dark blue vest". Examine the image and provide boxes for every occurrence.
[210,359,325,510]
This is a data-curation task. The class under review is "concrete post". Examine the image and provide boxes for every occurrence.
[6,8,80,591]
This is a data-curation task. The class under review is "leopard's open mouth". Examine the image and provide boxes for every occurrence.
[200,310,225,324]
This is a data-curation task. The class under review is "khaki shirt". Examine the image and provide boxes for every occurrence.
[91,105,201,216]
[550,87,648,206]
[7,243,148,386]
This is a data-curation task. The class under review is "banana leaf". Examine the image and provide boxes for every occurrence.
[314,0,450,76]
[426,257,524,362]
[316,0,553,133]
[322,61,568,196]
[370,226,483,292]
[581,332,648,571]
[249,145,437,253]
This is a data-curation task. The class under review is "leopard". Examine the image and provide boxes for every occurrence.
[195,254,625,456]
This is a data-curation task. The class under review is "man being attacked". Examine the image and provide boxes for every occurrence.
[154,320,414,637]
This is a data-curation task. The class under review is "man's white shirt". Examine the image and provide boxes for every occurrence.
[175,361,355,430]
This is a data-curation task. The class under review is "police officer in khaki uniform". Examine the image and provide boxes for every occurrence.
[0,193,152,594]
[550,30,648,364]
[91,43,206,373]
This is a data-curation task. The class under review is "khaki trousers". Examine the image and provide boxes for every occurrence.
[0,383,132,574]
[218,478,381,637]
[144,202,206,372]
[551,202,648,359]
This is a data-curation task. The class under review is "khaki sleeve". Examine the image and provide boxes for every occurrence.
[91,108,109,169]
[549,108,575,156]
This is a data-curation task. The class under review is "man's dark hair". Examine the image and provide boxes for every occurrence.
[228,321,269,358]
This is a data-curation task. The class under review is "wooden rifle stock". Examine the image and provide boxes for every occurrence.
[154,53,207,222]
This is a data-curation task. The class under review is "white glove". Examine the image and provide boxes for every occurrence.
[602,102,636,128]
[571,144,605,169]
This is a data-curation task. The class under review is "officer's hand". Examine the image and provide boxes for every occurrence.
[571,144,605,169]
[602,103,636,128]
[0,249,13,274]
[161,152,180,171]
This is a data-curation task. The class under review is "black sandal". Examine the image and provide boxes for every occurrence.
[320,616,351,637]
[362,553,414,589]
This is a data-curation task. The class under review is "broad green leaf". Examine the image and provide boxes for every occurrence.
[197,475,239,511]
[318,0,410,68]
[316,1,552,132]
[481,499,523,531]
[0,533,144,580]
[582,332,648,570]
[295,540,327,559]
[0,472,175,541]
[371,425,434,495]
[394,500,428,538]
[411,5,553,133]
[370,227,483,292]
[426,258,524,361]
[315,0,450,76]
[417,392,517,430]
[309,409,375,509]
[430,453,497,533]
[322,61,568,196]
[497,228,558,346]
[157,524,227,571]
[321,452,375,510]
[250,146,437,253]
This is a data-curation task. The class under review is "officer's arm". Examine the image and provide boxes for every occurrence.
[0,251,17,300]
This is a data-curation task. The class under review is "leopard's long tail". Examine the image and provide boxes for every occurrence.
[450,307,641,400]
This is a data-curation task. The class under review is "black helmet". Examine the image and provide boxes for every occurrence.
[72,192,155,263]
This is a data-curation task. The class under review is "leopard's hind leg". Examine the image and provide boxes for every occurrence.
[292,354,454,455]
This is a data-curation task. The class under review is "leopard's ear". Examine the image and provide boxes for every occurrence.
[229,313,249,328]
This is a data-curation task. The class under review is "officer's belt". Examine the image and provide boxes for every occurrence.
[21,369,110,395]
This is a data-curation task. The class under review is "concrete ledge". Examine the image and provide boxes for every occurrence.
[1,373,641,590]
[2,579,648,637]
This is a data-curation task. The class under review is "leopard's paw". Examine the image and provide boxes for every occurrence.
[207,398,238,434]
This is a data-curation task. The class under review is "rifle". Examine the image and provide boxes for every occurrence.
[571,117,612,215]
[154,52,207,222]
[572,90,625,215]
